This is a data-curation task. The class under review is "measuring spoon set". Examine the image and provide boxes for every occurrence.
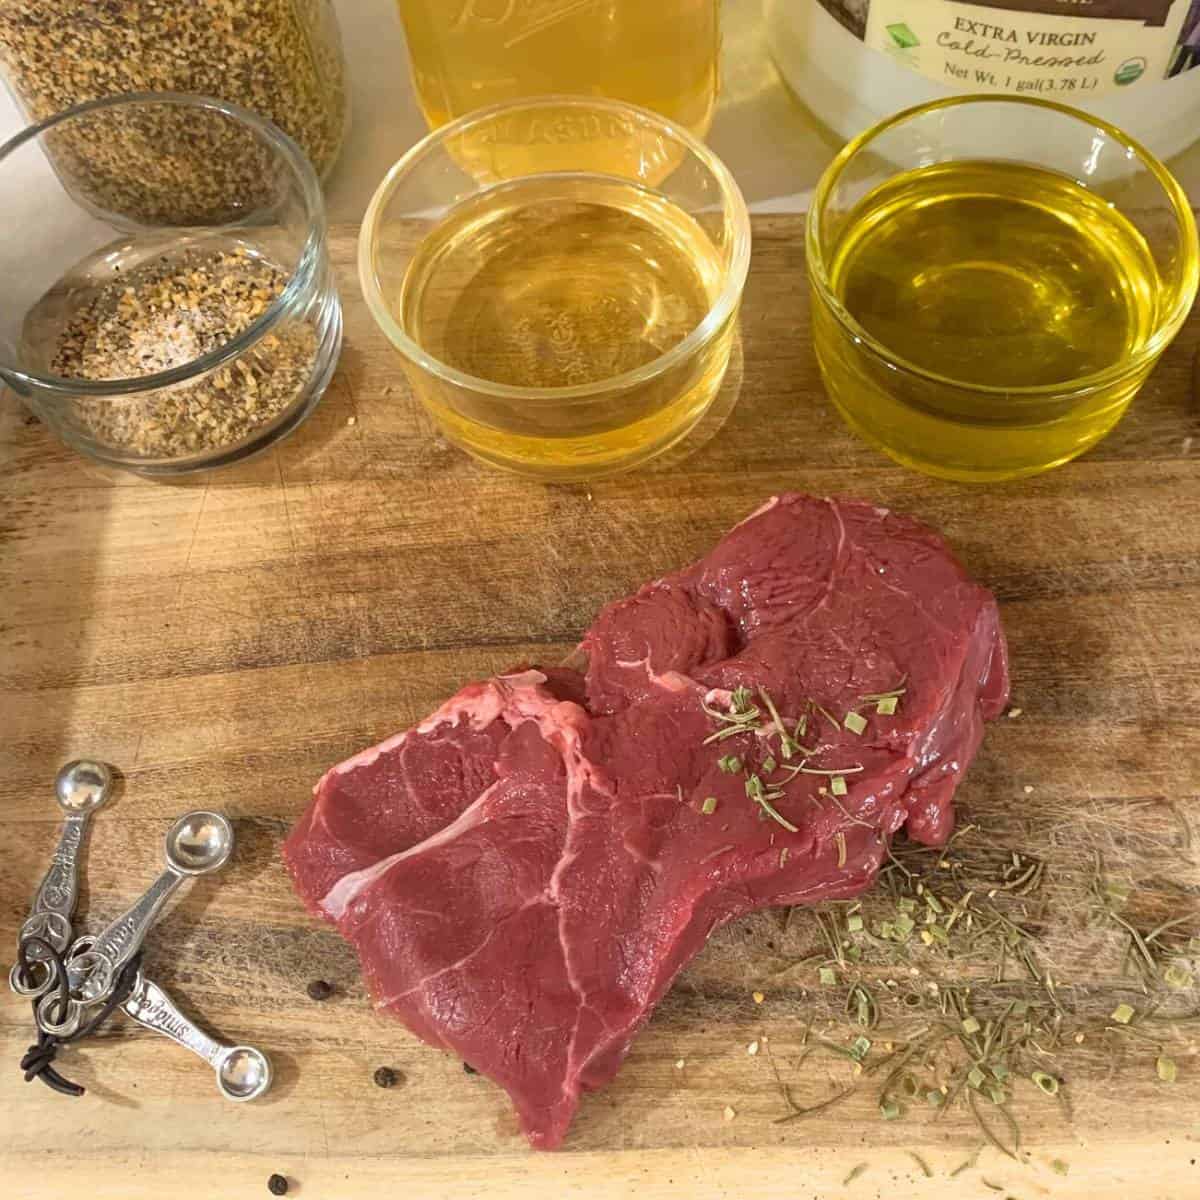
[9,761,271,1102]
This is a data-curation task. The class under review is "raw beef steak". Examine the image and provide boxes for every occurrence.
[284,494,1009,1148]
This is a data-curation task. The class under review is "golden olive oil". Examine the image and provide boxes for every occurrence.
[396,174,734,476]
[816,160,1162,480]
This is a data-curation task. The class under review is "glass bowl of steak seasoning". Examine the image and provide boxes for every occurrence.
[0,93,342,474]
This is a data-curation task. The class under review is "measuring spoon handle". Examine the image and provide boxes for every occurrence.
[30,812,89,923]
[72,868,184,1000]
[123,975,225,1067]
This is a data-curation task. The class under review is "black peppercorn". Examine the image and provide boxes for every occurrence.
[267,1174,289,1196]
[373,1066,399,1088]
[463,1062,477,1075]
[306,979,334,1002]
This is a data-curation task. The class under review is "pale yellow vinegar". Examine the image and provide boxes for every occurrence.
[817,160,1163,481]
[397,0,720,139]
[396,175,734,476]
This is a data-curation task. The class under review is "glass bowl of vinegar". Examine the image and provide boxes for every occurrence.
[359,95,750,481]
[807,95,1199,483]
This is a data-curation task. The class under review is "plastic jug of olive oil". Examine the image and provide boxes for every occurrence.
[765,0,1200,158]
[396,0,721,138]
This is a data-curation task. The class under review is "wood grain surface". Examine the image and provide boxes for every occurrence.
[2,217,1199,1199]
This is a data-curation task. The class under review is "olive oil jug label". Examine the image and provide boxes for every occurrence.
[816,0,1200,96]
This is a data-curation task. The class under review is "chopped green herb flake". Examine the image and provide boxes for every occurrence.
[847,914,864,933]
[968,1066,986,1089]
[850,1035,871,1061]
[1164,963,1193,990]
[700,796,718,815]
[1157,1055,1178,1083]
[894,914,915,939]
[1051,1159,1070,1177]
[876,695,898,716]
[962,1016,982,1036]
[717,755,742,774]
[1031,1071,1059,1096]
[927,1088,945,1108]
[879,1099,901,1121]
[1111,1002,1136,1024]
[897,897,917,914]
[819,967,837,986]
[762,755,777,775]
[844,711,868,736]
[831,775,848,797]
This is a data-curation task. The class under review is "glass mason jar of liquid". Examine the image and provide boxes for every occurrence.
[396,0,721,137]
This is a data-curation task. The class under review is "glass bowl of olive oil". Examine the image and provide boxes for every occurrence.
[359,96,750,481]
[808,95,1199,483]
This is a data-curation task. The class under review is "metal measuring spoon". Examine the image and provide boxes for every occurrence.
[37,811,233,1036]
[122,971,271,1102]
[10,761,115,999]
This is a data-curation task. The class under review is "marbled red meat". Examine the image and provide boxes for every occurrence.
[283,494,1009,1148]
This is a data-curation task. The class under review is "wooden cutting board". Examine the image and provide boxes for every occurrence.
[2,217,1199,1199]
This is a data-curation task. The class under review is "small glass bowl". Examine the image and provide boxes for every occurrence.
[807,95,1199,482]
[0,93,342,475]
[359,95,750,481]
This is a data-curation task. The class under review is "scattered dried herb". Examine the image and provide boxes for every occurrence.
[746,773,799,833]
[842,1162,868,1186]
[843,712,868,736]
[907,1150,932,1178]
[949,1143,984,1177]
[1031,1071,1059,1096]
[1165,963,1193,990]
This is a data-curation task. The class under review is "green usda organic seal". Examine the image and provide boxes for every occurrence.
[1114,58,1147,86]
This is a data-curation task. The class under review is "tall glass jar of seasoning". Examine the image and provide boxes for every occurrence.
[0,0,349,180]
